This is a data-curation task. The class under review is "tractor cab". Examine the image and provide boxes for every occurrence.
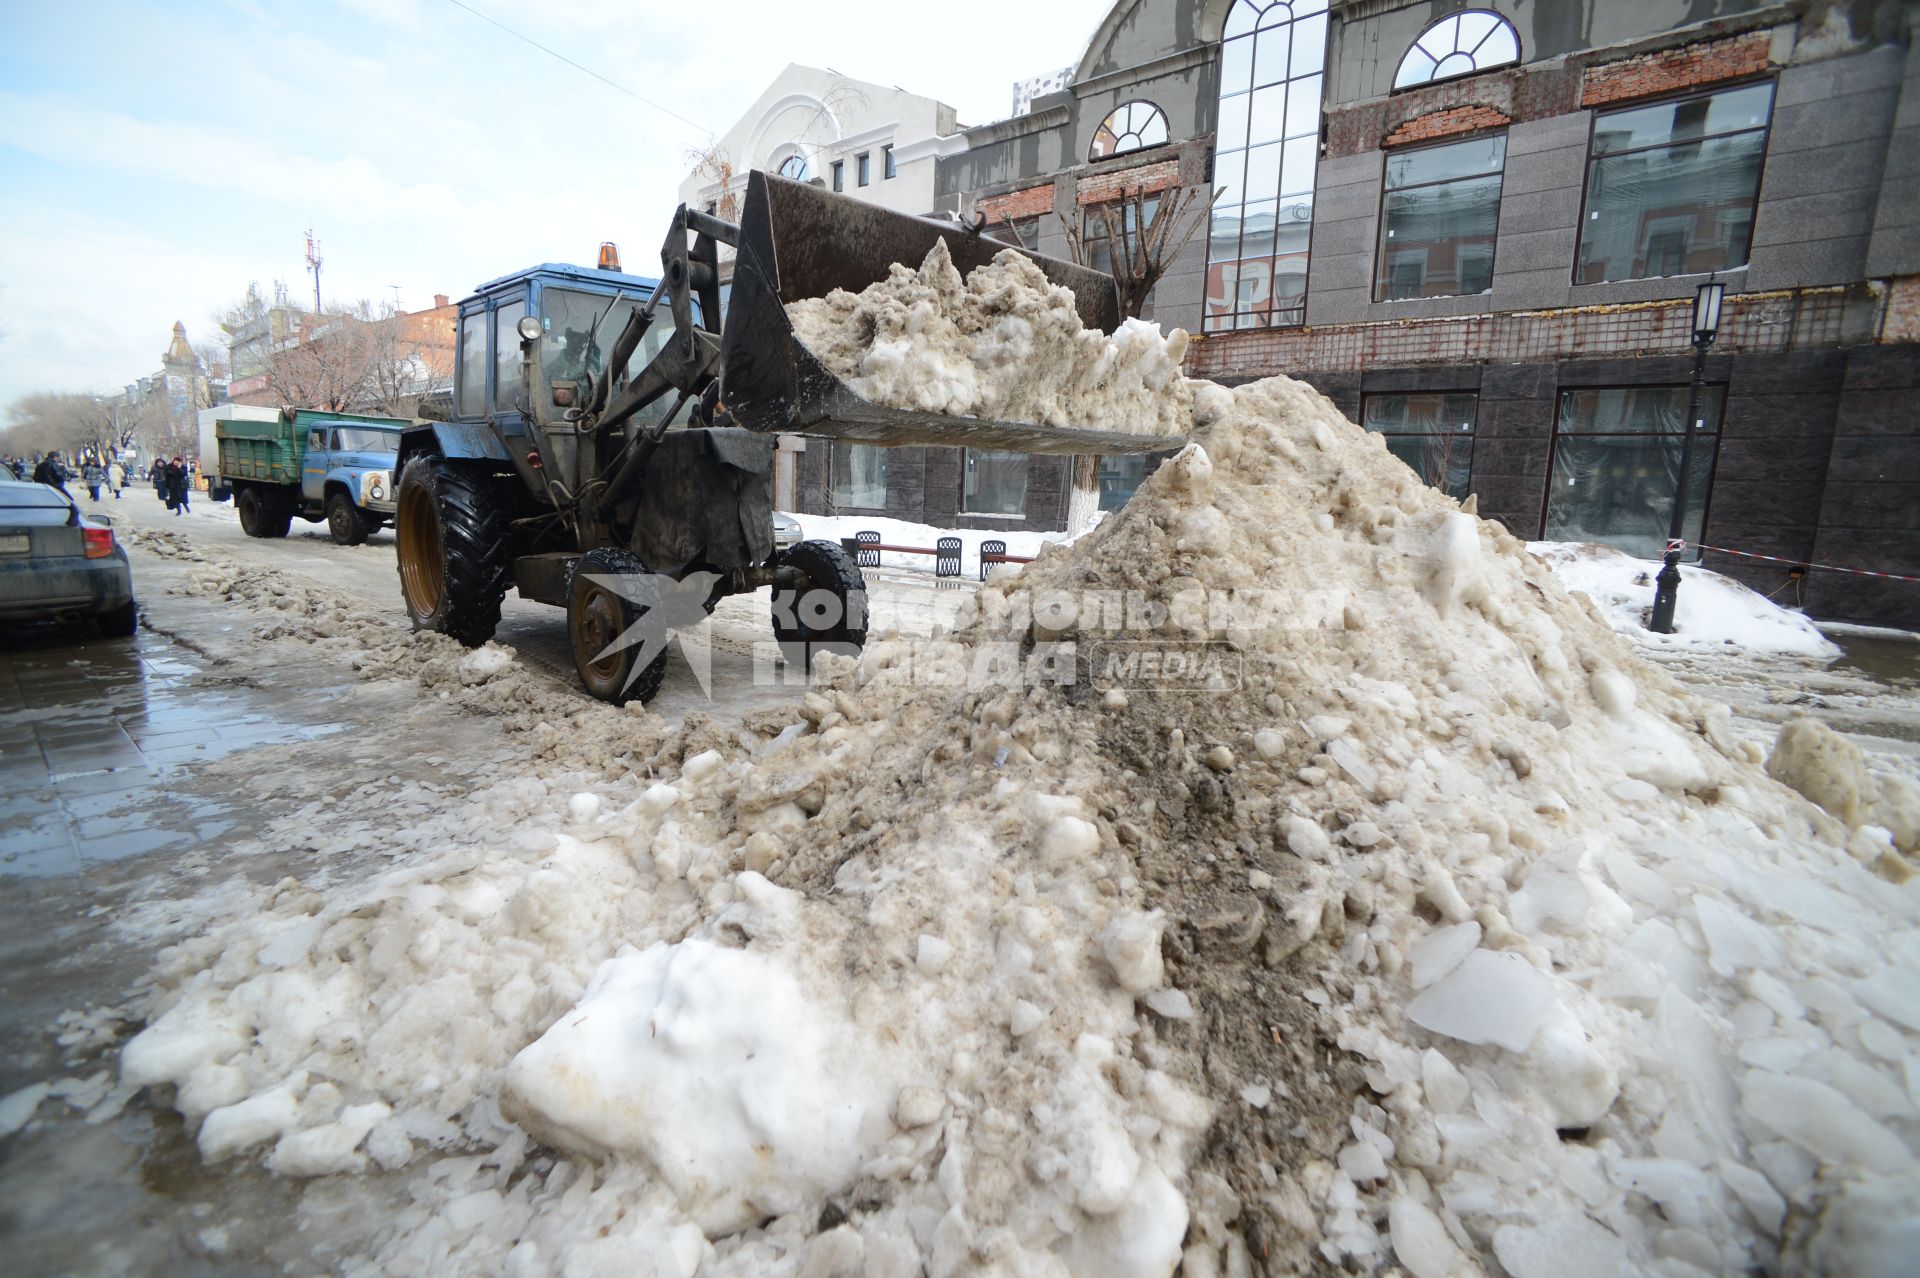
[447,261,695,499]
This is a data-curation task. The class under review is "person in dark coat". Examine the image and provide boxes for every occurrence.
[165,456,190,515]
[82,458,105,501]
[32,451,71,497]
[150,458,168,502]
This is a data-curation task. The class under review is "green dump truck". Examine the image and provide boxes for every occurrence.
[215,408,409,544]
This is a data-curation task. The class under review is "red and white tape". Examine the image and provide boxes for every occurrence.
[1694,543,1920,584]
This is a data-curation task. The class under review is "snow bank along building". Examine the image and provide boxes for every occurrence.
[722,2,1912,626]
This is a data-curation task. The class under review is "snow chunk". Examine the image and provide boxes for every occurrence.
[1059,1165,1188,1278]
[681,748,724,786]
[1041,815,1100,866]
[1406,950,1557,1053]
[915,934,952,974]
[567,792,601,822]
[456,644,514,685]
[1100,911,1165,994]
[1144,988,1194,1020]
[502,939,899,1235]
[1493,1214,1634,1278]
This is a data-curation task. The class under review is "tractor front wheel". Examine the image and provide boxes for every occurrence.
[770,539,868,669]
[566,546,670,705]
[395,455,511,647]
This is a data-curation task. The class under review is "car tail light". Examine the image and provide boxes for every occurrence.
[83,526,115,559]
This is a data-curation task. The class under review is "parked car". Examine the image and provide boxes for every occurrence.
[772,510,802,552]
[0,477,136,636]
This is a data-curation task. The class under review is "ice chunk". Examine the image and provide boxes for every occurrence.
[1100,911,1165,994]
[266,1101,391,1178]
[681,749,724,786]
[1009,1000,1046,1036]
[1719,1160,1786,1236]
[1388,1196,1459,1278]
[567,792,601,822]
[1421,1048,1470,1113]
[1590,670,1636,719]
[1740,1071,1913,1173]
[1282,815,1331,861]
[1326,738,1378,795]
[1144,988,1194,1020]
[1253,729,1287,759]
[120,1008,244,1089]
[501,939,899,1235]
[1408,921,1481,990]
[1694,896,1786,976]
[199,1076,306,1162]
[1337,1140,1387,1182]
[1511,867,1590,934]
[1406,949,1557,1053]
[915,934,952,973]
[0,1082,50,1137]
[456,644,513,685]
[1492,1214,1634,1278]
[1856,968,1920,1033]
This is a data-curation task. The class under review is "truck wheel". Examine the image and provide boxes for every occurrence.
[395,455,510,647]
[771,539,868,669]
[237,488,291,539]
[326,490,371,546]
[566,547,670,705]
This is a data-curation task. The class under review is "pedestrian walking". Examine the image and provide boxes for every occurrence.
[151,459,168,502]
[108,460,126,498]
[165,456,190,515]
[32,451,71,497]
[82,458,105,501]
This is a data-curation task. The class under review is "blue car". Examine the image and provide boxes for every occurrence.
[0,477,135,636]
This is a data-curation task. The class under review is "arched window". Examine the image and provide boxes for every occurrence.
[1205,0,1328,332]
[1090,100,1170,161]
[1394,10,1520,89]
[776,153,810,181]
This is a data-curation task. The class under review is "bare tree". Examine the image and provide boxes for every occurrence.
[1059,182,1218,321]
[258,299,445,414]
[3,391,122,460]
[682,143,743,223]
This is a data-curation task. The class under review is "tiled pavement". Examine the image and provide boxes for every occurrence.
[0,630,335,876]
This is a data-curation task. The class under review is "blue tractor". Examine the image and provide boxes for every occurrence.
[391,171,1154,704]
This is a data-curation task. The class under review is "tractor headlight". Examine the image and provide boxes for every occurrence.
[517,315,544,343]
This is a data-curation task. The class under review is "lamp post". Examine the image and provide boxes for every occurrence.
[1649,279,1725,634]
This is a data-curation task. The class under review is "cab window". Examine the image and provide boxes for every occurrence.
[493,300,527,413]
[540,286,684,429]
[457,314,485,415]
[308,429,326,450]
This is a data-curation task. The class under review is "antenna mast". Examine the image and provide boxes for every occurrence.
[305,228,324,313]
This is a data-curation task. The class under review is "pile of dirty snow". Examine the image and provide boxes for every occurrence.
[1530,540,1838,658]
[112,308,1920,1278]
[788,239,1193,437]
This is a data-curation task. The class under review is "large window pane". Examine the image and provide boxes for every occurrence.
[456,313,485,416]
[963,449,1028,516]
[1377,173,1503,299]
[1098,454,1149,511]
[1209,0,1321,331]
[1376,135,1506,301]
[1545,386,1725,559]
[492,299,526,414]
[831,443,887,508]
[1362,392,1476,500]
[1591,83,1775,156]
[1578,84,1772,284]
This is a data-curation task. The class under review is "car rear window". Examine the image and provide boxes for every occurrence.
[0,481,75,510]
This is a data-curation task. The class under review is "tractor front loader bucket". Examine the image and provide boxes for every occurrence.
[718,171,1180,457]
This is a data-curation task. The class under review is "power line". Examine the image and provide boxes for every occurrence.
[442,0,710,134]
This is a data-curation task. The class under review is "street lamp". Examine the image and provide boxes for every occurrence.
[1649,279,1725,634]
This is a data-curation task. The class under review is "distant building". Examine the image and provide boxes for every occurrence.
[680,64,962,512]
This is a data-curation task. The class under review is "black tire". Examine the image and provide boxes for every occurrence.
[326,490,371,546]
[771,538,868,668]
[394,455,511,647]
[98,599,137,639]
[237,488,291,539]
[566,546,670,705]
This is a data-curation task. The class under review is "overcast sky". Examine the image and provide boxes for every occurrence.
[0,0,1107,414]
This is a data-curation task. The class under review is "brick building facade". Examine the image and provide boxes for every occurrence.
[925,0,1919,626]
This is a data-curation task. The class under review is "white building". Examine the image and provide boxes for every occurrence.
[678,64,959,221]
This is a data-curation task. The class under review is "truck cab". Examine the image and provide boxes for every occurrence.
[298,418,405,542]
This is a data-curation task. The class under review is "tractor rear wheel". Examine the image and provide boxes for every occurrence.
[326,490,372,546]
[395,455,511,647]
[566,546,670,705]
[770,539,868,669]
